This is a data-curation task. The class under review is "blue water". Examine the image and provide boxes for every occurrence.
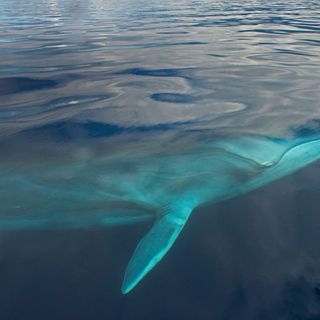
[1,0,320,319]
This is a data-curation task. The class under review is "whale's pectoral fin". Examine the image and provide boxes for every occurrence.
[121,207,192,294]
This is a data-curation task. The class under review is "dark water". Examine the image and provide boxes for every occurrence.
[1,0,320,319]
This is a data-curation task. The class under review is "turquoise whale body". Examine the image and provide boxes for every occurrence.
[1,122,320,294]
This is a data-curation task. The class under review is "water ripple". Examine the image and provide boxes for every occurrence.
[151,93,198,104]
[0,0,319,137]
[116,67,192,78]
[0,77,57,95]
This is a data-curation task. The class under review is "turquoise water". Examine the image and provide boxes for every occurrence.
[1,0,320,319]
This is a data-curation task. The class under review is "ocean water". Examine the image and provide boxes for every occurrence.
[1,0,320,319]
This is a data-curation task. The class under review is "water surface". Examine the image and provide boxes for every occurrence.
[0,0,320,319]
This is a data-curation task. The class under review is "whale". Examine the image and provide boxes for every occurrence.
[1,120,320,294]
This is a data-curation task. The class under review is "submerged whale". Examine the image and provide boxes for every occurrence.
[1,121,320,294]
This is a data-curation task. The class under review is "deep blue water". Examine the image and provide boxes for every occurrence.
[1,0,320,319]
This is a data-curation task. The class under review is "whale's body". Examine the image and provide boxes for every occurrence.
[1,122,320,294]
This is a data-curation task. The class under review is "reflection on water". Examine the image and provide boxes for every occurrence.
[0,0,320,319]
[1,0,320,135]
